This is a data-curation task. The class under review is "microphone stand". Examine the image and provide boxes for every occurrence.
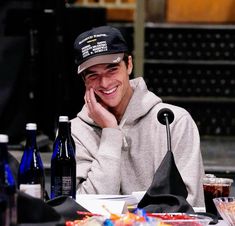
[164,113,172,152]
[157,108,175,152]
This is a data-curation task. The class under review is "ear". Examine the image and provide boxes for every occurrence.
[127,55,133,75]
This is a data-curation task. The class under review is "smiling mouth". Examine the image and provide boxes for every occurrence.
[101,87,117,95]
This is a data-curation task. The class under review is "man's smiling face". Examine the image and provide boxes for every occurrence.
[83,56,133,111]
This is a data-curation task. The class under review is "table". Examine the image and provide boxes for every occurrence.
[9,151,231,226]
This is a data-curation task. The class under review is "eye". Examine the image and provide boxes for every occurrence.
[85,73,99,81]
[108,66,119,74]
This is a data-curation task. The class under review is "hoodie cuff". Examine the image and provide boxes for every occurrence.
[98,128,123,159]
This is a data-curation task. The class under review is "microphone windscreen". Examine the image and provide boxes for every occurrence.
[157,108,174,125]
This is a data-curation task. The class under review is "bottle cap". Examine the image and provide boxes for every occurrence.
[26,123,37,130]
[59,116,69,122]
[0,134,9,143]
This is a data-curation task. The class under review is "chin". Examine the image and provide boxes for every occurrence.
[104,101,118,108]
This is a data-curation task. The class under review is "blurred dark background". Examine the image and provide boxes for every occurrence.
[0,0,107,144]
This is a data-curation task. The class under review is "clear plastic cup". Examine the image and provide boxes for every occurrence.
[203,177,233,215]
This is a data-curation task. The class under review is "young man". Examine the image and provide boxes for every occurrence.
[71,26,205,207]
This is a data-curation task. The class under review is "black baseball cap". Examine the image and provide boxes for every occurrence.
[74,26,129,74]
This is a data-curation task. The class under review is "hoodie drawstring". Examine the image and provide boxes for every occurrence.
[118,119,129,150]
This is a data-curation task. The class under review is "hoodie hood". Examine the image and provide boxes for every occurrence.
[77,77,162,126]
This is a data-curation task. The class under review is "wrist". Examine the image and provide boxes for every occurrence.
[103,122,118,128]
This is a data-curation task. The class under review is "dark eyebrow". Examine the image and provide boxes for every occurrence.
[83,63,120,77]
[83,69,94,76]
[82,68,98,78]
[106,63,120,69]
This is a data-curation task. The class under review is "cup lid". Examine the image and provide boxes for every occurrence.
[203,177,233,185]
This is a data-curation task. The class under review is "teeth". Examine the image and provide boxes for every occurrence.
[103,87,116,94]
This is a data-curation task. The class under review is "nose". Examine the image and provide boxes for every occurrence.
[99,75,110,88]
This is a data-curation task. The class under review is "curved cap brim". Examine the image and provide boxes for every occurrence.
[77,53,124,74]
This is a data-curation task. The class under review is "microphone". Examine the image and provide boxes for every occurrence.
[157,108,175,152]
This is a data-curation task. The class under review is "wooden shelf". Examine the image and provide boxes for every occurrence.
[166,0,235,23]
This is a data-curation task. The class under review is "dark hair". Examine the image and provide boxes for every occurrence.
[123,52,131,67]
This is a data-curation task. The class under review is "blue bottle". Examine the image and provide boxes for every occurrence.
[0,134,17,226]
[51,116,76,199]
[18,123,45,200]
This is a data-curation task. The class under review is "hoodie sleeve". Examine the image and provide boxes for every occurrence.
[171,112,205,207]
[74,127,123,194]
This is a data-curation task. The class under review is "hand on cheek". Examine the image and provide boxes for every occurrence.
[85,88,118,128]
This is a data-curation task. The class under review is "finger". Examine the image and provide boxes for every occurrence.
[89,88,97,105]
[85,90,91,104]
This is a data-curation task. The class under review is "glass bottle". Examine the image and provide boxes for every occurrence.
[68,121,75,151]
[0,134,17,226]
[18,123,45,200]
[51,116,76,199]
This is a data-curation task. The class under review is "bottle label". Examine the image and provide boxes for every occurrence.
[54,176,72,196]
[62,176,72,195]
[20,184,42,199]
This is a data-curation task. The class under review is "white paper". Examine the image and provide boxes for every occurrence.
[193,206,206,212]
[19,184,41,199]
[76,192,146,216]
[131,191,146,202]
[77,198,127,217]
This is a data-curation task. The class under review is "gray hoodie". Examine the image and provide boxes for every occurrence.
[71,77,205,207]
